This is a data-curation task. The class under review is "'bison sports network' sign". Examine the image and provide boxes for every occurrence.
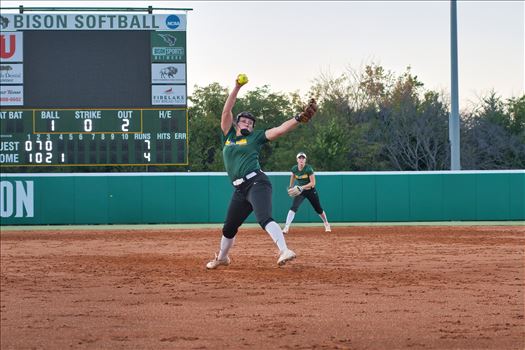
[0,14,187,31]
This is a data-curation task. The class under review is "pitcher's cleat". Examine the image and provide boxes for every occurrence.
[324,224,332,232]
[206,253,231,269]
[282,225,289,234]
[277,249,296,266]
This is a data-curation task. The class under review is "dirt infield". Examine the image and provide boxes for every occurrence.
[1,225,524,349]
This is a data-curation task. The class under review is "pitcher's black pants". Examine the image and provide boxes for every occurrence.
[222,172,274,238]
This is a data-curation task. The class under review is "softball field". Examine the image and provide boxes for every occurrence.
[1,225,524,349]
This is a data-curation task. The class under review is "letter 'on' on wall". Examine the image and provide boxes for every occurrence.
[0,180,34,218]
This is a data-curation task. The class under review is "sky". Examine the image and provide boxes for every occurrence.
[1,0,523,109]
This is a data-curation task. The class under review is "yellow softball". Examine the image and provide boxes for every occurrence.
[237,73,249,85]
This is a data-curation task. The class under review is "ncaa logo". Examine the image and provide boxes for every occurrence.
[165,15,180,29]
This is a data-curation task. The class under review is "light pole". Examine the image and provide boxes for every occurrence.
[450,0,461,170]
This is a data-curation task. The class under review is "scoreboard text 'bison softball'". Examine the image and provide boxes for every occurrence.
[0,12,189,166]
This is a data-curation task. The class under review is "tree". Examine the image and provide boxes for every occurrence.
[185,83,229,171]
[506,95,525,140]
[182,67,523,172]
[373,67,450,170]
[461,93,525,169]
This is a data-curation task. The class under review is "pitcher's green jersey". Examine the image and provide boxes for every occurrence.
[222,126,268,182]
[292,164,314,186]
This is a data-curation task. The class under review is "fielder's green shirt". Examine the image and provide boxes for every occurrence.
[292,164,314,186]
[222,126,269,182]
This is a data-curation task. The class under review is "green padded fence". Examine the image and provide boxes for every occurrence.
[1,171,523,225]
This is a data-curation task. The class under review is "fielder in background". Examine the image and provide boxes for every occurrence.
[283,152,331,234]
[206,74,318,269]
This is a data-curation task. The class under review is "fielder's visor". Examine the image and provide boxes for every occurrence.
[296,152,307,159]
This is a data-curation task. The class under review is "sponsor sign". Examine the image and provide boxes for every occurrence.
[0,14,186,31]
[151,31,186,63]
[0,85,23,106]
[151,63,186,84]
[0,63,23,84]
[0,32,23,62]
[151,85,186,106]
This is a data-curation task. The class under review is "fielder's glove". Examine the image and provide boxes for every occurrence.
[294,98,318,123]
[287,185,303,197]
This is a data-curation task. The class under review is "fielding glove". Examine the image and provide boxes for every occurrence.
[287,185,303,197]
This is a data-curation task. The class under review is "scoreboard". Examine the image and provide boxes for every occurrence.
[1,108,186,165]
[0,12,189,167]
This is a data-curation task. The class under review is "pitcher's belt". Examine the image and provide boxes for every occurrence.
[232,169,263,186]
